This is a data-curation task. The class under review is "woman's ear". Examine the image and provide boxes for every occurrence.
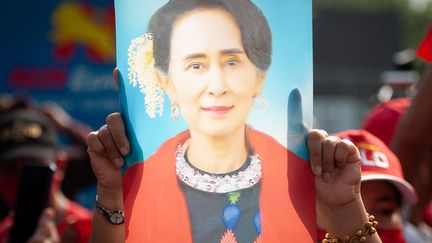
[253,71,266,96]
[156,69,178,103]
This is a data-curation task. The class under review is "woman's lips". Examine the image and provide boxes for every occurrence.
[202,106,233,115]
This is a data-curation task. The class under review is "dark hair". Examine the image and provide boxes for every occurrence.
[148,0,272,74]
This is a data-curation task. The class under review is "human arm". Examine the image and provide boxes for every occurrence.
[40,101,92,146]
[390,65,432,223]
[392,64,432,179]
[309,130,382,243]
[286,89,380,242]
[86,112,129,243]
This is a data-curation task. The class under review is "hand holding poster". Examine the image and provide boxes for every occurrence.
[86,1,382,242]
[114,0,315,242]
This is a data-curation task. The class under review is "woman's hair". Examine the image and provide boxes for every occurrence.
[148,0,272,74]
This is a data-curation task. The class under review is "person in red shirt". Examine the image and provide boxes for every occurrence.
[318,129,425,243]
[390,24,432,228]
[0,106,92,243]
[363,97,432,230]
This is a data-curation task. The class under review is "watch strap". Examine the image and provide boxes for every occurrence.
[95,195,125,225]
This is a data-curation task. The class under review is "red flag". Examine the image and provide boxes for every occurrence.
[417,25,432,62]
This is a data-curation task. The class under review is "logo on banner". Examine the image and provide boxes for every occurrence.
[356,142,389,168]
[51,1,116,63]
[7,1,115,90]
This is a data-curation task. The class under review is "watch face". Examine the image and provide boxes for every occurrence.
[110,212,124,224]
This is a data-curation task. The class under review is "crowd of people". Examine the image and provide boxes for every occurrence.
[0,1,432,242]
[3,78,432,243]
[0,67,431,243]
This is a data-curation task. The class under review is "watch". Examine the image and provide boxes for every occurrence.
[95,195,125,225]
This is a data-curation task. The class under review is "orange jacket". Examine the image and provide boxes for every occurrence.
[122,127,316,242]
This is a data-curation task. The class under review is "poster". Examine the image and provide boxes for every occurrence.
[115,0,315,242]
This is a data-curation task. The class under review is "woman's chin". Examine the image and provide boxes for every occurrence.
[195,123,245,139]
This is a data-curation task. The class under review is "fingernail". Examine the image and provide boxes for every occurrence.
[313,166,322,176]
[120,146,129,156]
[323,172,331,182]
[114,158,124,168]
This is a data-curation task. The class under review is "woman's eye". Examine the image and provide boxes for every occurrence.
[226,59,238,66]
[189,63,202,70]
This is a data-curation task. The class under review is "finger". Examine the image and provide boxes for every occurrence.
[287,88,303,130]
[113,68,119,89]
[322,136,340,182]
[97,125,124,168]
[45,218,60,243]
[27,235,45,243]
[28,208,60,243]
[342,139,361,164]
[106,112,130,156]
[334,139,351,168]
[38,208,56,237]
[287,89,309,157]
[87,131,106,154]
[307,129,328,176]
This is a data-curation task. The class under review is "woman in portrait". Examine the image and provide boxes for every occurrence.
[86,0,382,242]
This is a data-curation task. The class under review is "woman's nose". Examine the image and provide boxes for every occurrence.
[207,65,228,97]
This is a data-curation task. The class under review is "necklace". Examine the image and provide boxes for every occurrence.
[175,145,261,193]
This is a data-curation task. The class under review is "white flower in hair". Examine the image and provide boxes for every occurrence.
[127,33,165,118]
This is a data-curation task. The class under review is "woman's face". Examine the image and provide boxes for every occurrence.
[361,180,403,229]
[161,8,265,138]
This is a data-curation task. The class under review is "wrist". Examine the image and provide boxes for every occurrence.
[322,214,379,243]
[318,197,369,237]
[96,184,124,210]
[95,195,124,225]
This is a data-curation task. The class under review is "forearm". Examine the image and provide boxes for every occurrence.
[90,185,125,243]
[317,198,382,243]
[391,64,432,179]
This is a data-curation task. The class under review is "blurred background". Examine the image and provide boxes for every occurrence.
[0,0,431,205]
[1,0,431,132]
[0,0,117,131]
[314,0,432,132]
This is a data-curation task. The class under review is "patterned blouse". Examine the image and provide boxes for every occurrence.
[176,146,262,243]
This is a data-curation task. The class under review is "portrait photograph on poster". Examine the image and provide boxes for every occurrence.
[114,0,315,242]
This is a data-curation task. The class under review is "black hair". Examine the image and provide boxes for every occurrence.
[148,0,272,74]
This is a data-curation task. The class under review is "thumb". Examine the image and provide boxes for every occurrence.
[287,88,309,160]
[27,208,60,243]
[113,67,119,89]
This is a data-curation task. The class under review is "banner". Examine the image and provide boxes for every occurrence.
[0,0,117,130]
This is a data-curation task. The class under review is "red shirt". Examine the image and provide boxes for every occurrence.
[122,127,317,242]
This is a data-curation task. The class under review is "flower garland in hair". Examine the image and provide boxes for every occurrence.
[127,33,165,118]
